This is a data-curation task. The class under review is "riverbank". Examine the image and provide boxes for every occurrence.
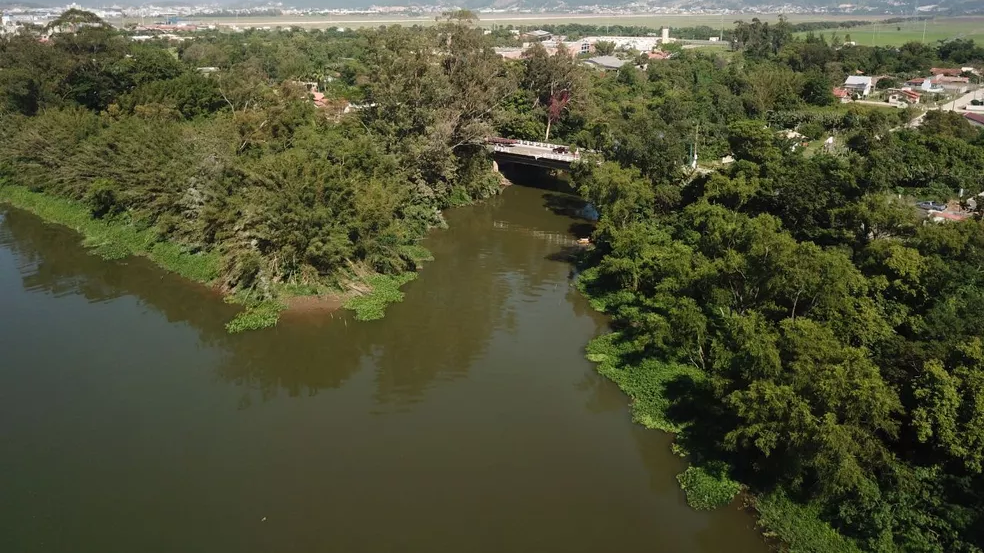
[575,266,862,553]
[0,183,424,332]
[0,182,770,553]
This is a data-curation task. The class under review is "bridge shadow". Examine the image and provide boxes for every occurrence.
[498,162,575,193]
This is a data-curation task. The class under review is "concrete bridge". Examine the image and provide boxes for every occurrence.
[489,139,581,170]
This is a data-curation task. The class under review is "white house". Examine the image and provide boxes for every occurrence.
[843,76,874,97]
[1,13,15,34]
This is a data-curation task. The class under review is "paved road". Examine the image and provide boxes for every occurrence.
[492,141,580,163]
[907,88,982,127]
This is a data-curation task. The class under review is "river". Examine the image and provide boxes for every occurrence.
[0,185,768,553]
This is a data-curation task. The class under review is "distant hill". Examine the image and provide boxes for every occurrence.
[8,0,982,17]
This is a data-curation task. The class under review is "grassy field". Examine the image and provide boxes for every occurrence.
[121,13,887,30]
[796,17,984,46]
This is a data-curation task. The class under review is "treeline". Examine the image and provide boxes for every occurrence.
[0,10,509,327]
[4,11,984,548]
[568,26,984,553]
[508,17,923,42]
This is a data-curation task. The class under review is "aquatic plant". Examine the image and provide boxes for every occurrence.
[676,464,742,511]
[225,300,286,334]
[344,273,418,321]
[0,185,220,282]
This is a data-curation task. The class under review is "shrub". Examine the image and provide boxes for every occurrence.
[676,464,742,511]
[344,272,418,321]
[225,300,286,333]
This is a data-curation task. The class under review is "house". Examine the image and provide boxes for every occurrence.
[843,75,874,97]
[963,112,984,128]
[888,89,921,104]
[1,13,15,34]
[522,30,553,42]
[542,40,591,55]
[581,36,662,52]
[905,77,945,94]
[646,50,671,61]
[584,56,627,71]
[930,67,963,77]
[494,47,525,60]
[832,87,851,102]
[935,76,970,94]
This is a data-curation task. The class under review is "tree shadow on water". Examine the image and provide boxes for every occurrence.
[542,192,590,218]
[568,221,595,238]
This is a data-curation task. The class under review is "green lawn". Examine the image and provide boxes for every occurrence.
[796,17,984,46]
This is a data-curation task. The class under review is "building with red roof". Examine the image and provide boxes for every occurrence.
[963,112,984,128]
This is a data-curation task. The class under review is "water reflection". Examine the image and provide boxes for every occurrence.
[0,187,587,410]
[0,187,769,553]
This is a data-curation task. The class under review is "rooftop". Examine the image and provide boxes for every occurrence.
[844,75,873,86]
[963,112,984,126]
[584,55,627,70]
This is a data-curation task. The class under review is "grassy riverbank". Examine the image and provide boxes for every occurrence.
[0,183,421,331]
[576,265,859,551]
[0,184,222,280]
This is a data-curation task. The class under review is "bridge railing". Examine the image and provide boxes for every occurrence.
[491,144,579,162]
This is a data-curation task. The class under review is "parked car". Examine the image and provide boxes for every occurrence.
[916,201,947,211]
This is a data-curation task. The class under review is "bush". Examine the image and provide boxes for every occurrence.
[0,185,219,278]
[225,300,286,333]
[84,178,123,219]
[756,490,862,553]
[676,464,742,510]
[344,272,418,321]
[798,121,825,140]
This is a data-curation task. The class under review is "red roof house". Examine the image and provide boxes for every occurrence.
[963,112,984,127]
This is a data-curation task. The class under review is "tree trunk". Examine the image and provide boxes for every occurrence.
[544,118,551,141]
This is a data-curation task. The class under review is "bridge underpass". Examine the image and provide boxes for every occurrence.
[489,139,581,171]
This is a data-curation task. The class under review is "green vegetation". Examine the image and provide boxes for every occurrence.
[585,329,703,434]
[677,464,742,511]
[343,272,418,321]
[4,8,984,549]
[755,490,863,553]
[0,10,508,331]
[225,300,287,333]
[798,17,984,47]
[0,185,220,282]
[563,16,984,553]
[572,34,984,552]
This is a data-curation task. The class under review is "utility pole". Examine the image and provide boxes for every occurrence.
[922,19,927,43]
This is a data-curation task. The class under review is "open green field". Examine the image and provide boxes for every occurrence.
[116,12,885,31]
[796,17,984,46]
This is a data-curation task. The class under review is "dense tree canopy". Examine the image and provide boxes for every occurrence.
[572,45,984,553]
[2,11,984,549]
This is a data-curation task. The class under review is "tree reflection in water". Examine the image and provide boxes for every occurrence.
[0,186,586,411]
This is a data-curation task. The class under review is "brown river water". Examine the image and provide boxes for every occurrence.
[0,185,768,553]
